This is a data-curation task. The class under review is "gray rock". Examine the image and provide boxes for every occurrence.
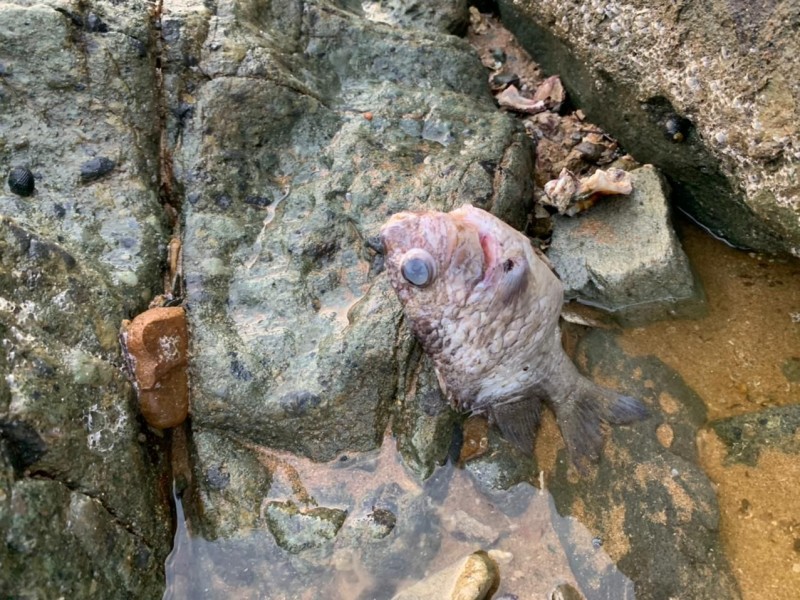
[548,330,740,600]
[496,0,800,255]
[392,550,499,600]
[710,405,800,466]
[169,0,534,472]
[360,0,470,35]
[0,1,172,596]
[264,501,348,554]
[548,165,703,321]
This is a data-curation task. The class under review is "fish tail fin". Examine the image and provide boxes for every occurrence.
[555,378,648,467]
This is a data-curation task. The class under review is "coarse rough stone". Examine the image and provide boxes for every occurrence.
[497,0,800,255]
[548,165,702,320]
[359,0,470,35]
[167,0,535,468]
[264,501,348,554]
[391,550,499,600]
[0,1,172,596]
[709,405,800,465]
[548,330,740,600]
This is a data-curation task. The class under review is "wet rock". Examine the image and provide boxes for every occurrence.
[548,165,702,322]
[0,1,171,596]
[463,425,537,508]
[547,330,739,600]
[709,406,800,465]
[264,501,348,554]
[496,0,800,254]
[169,0,534,472]
[1,479,164,598]
[120,306,189,429]
[187,429,273,539]
[361,0,470,35]
[7,166,34,197]
[392,551,499,600]
[181,428,444,596]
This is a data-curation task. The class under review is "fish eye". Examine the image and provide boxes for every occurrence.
[400,250,436,287]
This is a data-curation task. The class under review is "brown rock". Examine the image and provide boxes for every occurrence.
[121,306,189,429]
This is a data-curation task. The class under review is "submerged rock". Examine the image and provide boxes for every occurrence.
[548,165,702,322]
[264,501,348,554]
[547,330,740,600]
[495,0,800,254]
[392,551,499,600]
[709,405,800,465]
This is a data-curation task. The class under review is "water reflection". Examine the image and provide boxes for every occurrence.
[163,438,634,599]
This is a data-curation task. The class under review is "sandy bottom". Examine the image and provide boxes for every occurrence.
[619,219,800,599]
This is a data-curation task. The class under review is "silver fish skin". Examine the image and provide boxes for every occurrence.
[379,204,647,464]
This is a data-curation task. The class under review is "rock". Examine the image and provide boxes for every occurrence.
[548,165,702,322]
[264,501,348,554]
[496,0,800,254]
[167,0,534,473]
[0,1,172,596]
[361,0,470,35]
[392,551,499,600]
[179,429,443,597]
[120,306,190,429]
[547,330,739,600]
[709,405,800,465]
[2,479,165,598]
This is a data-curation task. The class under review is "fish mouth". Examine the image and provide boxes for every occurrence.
[478,231,500,281]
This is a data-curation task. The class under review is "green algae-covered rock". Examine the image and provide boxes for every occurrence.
[0,1,172,596]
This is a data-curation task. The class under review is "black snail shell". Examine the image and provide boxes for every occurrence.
[664,114,692,143]
[8,166,35,197]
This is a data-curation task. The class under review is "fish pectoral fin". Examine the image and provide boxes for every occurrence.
[488,398,540,455]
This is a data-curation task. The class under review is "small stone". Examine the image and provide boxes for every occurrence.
[120,306,189,429]
[8,166,35,196]
[392,551,499,600]
[550,582,584,600]
[264,501,347,554]
[80,157,115,182]
[443,509,499,545]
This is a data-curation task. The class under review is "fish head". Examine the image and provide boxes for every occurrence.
[379,205,534,346]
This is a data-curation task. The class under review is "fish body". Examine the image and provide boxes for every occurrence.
[380,205,646,463]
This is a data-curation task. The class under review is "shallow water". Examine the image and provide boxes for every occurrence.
[619,218,800,599]
[164,219,799,599]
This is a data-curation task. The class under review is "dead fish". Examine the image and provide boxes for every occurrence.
[380,205,647,465]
